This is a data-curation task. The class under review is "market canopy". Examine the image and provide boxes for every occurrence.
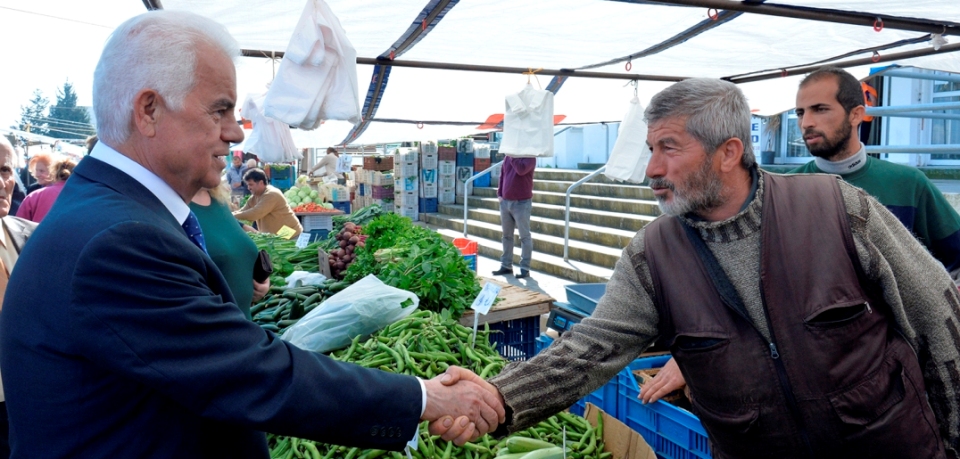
[146,0,960,147]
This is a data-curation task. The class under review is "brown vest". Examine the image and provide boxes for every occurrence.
[643,172,944,459]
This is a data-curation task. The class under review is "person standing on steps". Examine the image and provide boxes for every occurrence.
[492,156,536,279]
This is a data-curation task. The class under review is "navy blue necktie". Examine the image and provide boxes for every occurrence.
[182,211,208,254]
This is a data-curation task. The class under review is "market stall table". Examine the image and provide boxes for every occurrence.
[460,277,554,326]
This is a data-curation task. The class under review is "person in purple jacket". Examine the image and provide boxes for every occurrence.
[492,156,536,278]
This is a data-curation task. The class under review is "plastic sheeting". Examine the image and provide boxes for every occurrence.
[157,0,960,146]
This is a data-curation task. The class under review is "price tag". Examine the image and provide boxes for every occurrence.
[470,282,501,315]
[276,225,297,240]
[295,232,312,248]
[470,282,501,347]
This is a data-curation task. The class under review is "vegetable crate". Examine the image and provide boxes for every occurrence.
[473,173,491,188]
[270,177,293,191]
[564,283,606,316]
[302,214,334,231]
[486,315,539,361]
[332,201,351,214]
[536,335,620,419]
[618,358,712,459]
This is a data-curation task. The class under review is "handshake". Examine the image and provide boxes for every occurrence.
[421,366,506,446]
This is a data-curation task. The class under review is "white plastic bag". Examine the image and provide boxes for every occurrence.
[263,0,360,129]
[499,84,554,158]
[604,96,651,183]
[285,271,328,288]
[241,92,302,163]
[282,275,419,353]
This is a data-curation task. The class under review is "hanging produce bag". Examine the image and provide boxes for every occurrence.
[499,84,554,158]
[241,93,302,163]
[604,96,651,183]
[263,0,360,129]
[281,275,419,353]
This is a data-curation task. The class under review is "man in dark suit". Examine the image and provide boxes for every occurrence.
[0,10,501,458]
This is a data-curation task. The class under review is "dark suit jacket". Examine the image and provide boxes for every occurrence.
[0,157,422,458]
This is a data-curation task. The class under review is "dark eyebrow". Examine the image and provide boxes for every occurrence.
[212,99,235,111]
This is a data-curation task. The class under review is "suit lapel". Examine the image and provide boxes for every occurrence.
[72,156,182,231]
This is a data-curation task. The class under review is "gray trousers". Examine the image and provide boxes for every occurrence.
[499,198,532,271]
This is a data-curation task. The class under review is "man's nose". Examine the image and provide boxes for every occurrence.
[645,148,665,179]
[224,116,245,144]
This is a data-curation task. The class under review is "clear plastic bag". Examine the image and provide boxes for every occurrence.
[281,275,419,353]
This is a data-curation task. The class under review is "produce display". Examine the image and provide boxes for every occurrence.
[284,183,328,208]
[342,213,480,320]
[326,222,367,280]
[266,311,608,459]
[292,202,340,213]
[250,233,327,286]
[250,282,349,333]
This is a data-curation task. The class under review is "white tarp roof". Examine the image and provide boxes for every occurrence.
[156,0,960,147]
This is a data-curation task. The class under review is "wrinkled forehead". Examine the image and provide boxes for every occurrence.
[0,143,13,166]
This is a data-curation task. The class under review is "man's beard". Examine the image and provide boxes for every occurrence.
[804,118,853,160]
[649,158,725,217]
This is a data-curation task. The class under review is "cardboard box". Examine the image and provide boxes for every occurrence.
[585,403,657,459]
[438,160,456,176]
[394,161,418,177]
[439,174,456,189]
[421,153,438,170]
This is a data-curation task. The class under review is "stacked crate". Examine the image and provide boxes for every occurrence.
[473,143,492,188]
[353,168,395,213]
[419,142,439,214]
[456,145,475,197]
[438,144,457,204]
[393,147,420,221]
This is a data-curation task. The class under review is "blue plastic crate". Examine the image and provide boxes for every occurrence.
[456,152,475,167]
[618,359,712,459]
[332,201,351,214]
[536,335,620,418]
[473,173,491,188]
[564,283,606,315]
[308,229,330,243]
[270,177,293,191]
[418,197,438,213]
[487,316,539,361]
[462,254,477,272]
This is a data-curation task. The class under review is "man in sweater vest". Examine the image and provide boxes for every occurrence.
[433,78,960,458]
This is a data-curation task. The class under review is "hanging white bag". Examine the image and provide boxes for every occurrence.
[604,96,651,183]
[499,84,554,158]
[242,93,302,163]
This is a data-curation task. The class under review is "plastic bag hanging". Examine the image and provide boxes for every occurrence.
[499,84,555,158]
[263,0,360,129]
[604,96,651,183]
[242,93,302,163]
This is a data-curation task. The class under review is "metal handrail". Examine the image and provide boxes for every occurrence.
[564,165,607,261]
[462,160,504,237]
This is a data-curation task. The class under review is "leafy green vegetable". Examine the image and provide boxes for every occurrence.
[343,213,480,319]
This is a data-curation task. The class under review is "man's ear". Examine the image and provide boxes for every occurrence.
[132,89,162,138]
[849,105,865,128]
[716,137,744,173]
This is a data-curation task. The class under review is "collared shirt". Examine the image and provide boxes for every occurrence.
[89,142,191,225]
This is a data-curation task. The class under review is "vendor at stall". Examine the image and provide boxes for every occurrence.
[308,147,344,184]
[233,168,302,238]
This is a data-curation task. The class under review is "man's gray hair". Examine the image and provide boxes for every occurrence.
[644,78,756,169]
[93,10,240,146]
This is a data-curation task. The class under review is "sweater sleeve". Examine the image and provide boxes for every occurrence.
[841,180,960,457]
[233,193,280,222]
[489,230,660,433]
[512,158,537,176]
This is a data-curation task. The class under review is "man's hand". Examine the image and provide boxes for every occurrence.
[427,366,505,444]
[252,278,270,302]
[640,357,686,404]
[422,366,505,445]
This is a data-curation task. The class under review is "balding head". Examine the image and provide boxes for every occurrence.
[0,136,14,170]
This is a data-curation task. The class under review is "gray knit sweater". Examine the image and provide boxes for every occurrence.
[490,172,960,456]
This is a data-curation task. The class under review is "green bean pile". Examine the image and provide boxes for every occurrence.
[250,281,350,333]
[266,311,609,459]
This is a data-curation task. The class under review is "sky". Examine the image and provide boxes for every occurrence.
[0,0,145,131]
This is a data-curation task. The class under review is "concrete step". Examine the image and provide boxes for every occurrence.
[437,204,638,249]
[471,187,662,216]
[533,168,647,186]
[451,196,653,232]
[421,212,624,270]
[532,180,655,200]
[422,222,614,284]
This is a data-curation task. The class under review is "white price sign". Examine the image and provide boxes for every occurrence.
[295,232,312,249]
